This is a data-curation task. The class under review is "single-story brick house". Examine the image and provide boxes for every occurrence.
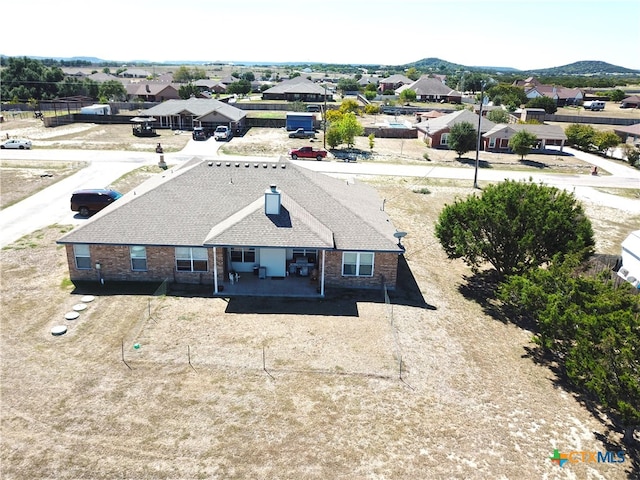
[261,77,330,102]
[414,109,496,148]
[620,95,640,109]
[139,98,246,132]
[397,76,462,103]
[125,83,181,102]
[482,124,567,152]
[378,74,413,93]
[57,159,404,297]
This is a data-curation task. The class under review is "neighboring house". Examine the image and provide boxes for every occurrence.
[194,79,228,94]
[513,76,542,89]
[524,85,584,106]
[617,230,640,288]
[125,83,181,102]
[397,76,462,103]
[620,95,640,109]
[357,76,378,87]
[86,72,122,83]
[140,98,246,132]
[378,74,413,93]
[482,124,567,152]
[119,68,152,78]
[415,109,496,148]
[613,123,640,146]
[57,158,404,297]
[261,77,330,102]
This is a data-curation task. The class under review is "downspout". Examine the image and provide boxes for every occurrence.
[320,250,325,297]
[213,247,219,294]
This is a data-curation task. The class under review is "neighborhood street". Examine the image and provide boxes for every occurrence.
[1,141,639,248]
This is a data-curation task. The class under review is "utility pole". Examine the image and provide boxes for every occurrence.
[323,78,328,150]
[473,82,485,189]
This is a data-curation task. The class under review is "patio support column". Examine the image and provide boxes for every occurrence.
[213,247,219,294]
[320,250,325,297]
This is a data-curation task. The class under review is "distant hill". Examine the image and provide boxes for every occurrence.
[527,60,640,75]
[2,54,639,75]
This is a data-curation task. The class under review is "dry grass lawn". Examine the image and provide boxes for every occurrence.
[1,117,639,479]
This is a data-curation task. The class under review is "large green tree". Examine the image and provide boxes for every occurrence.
[509,130,539,160]
[526,96,558,114]
[499,257,640,444]
[337,112,364,148]
[593,130,621,156]
[399,89,417,104]
[98,80,127,102]
[435,180,595,277]
[485,83,528,110]
[565,123,596,150]
[448,121,477,158]
[0,56,64,100]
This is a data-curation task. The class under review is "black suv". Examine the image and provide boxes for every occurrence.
[71,189,122,217]
[192,127,209,141]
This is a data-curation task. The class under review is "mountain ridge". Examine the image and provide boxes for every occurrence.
[1,54,639,75]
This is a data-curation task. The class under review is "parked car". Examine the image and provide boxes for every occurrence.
[1,138,32,149]
[70,189,123,217]
[289,146,328,161]
[288,128,316,139]
[192,127,209,141]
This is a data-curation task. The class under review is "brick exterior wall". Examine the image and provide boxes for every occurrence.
[323,251,398,290]
[65,245,399,290]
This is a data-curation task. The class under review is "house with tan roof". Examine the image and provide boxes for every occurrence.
[125,83,181,102]
[415,109,495,148]
[397,76,462,103]
[482,124,567,152]
[139,98,246,132]
[378,74,413,93]
[57,159,403,297]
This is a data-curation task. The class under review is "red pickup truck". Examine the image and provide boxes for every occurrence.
[289,146,328,161]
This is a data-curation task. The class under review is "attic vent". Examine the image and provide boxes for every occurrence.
[216,162,221,166]
[263,163,268,168]
[208,162,213,167]
[281,164,286,169]
[235,163,240,167]
[245,163,249,168]
[226,162,230,167]
[254,163,259,168]
[271,164,277,168]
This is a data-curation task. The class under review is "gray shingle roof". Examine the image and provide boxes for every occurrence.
[58,159,402,253]
[262,77,327,95]
[140,98,246,122]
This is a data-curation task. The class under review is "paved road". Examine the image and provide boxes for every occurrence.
[1,141,639,247]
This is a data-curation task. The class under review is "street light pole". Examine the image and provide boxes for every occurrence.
[473,82,485,189]
[323,81,327,150]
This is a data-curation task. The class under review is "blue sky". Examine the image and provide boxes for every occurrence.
[4,0,639,70]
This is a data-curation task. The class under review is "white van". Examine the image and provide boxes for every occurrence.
[583,100,605,111]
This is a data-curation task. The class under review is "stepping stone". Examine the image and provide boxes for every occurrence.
[72,303,87,312]
[51,325,67,336]
[81,295,95,303]
[65,311,80,320]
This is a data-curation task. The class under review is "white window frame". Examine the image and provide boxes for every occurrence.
[342,252,374,277]
[74,244,91,270]
[488,137,496,148]
[130,246,147,271]
[175,247,208,272]
[440,133,449,146]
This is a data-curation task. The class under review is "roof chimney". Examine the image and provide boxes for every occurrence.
[265,184,281,215]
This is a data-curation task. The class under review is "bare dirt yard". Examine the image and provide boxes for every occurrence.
[1,118,639,479]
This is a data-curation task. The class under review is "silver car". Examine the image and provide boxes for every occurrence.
[1,138,32,149]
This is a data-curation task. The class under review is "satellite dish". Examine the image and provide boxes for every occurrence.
[394,231,407,239]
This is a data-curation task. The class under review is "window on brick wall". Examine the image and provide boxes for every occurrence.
[130,246,147,271]
[175,247,208,272]
[440,133,449,146]
[74,244,91,270]
[342,252,374,277]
